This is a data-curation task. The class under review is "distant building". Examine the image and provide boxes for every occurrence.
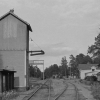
[0,10,32,91]
[78,64,100,79]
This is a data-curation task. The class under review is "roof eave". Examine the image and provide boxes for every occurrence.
[0,68,16,72]
[28,25,32,32]
[0,11,33,32]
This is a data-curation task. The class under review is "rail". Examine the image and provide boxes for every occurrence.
[69,82,79,100]
[54,80,79,100]
[26,79,79,100]
[47,79,52,100]
[26,79,51,100]
[54,80,68,100]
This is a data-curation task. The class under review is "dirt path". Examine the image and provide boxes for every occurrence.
[69,79,95,100]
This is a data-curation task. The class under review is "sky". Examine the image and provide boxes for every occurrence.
[0,0,100,70]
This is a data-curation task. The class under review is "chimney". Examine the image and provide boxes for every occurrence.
[9,9,14,13]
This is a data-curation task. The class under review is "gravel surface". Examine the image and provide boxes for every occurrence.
[57,82,77,100]
[51,79,66,97]
[15,78,96,100]
[69,79,95,100]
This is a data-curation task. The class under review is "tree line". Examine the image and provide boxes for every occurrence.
[29,32,100,78]
[44,32,100,78]
[29,65,41,78]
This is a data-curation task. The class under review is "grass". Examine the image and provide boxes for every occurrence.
[79,79,100,100]
[91,82,100,100]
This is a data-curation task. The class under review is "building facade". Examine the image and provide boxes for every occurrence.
[0,10,32,90]
[78,64,100,79]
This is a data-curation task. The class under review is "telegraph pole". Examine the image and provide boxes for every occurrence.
[64,56,67,77]
[69,63,71,79]
[43,60,44,80]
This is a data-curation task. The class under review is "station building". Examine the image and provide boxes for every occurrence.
[0,10,32,92]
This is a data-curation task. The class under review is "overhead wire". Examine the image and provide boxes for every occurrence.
[29,36,43,50]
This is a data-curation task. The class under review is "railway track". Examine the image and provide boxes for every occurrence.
[47,79,52,100]
[24,79,79,100]
[25,79,52,100]
[53,80,79,100]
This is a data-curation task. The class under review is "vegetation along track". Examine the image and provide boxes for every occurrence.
[54,80,79,100]
[26,79,52,100]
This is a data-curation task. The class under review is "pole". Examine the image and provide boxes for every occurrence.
[65,66,66,77]
[43,60,44,80]
[70,66,71,79]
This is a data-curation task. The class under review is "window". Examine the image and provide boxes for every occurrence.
[92,69,95,71]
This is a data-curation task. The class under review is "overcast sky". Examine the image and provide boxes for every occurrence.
[0,0,100,69]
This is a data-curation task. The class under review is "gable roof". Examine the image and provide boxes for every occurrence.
[85,71,99,74]
[0,10,32,32]
[78,64,100,70]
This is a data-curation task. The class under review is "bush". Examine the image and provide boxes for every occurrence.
[91,82,100,100]
[84,76,97,82]
[79,79,83,83]
[84,76,91,81]
[91,76,97,81]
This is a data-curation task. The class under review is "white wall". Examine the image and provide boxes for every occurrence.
[80,68,100,79]
[0,50,26,87]
[80,70,91,79]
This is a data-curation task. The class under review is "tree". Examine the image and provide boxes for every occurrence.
[60,56,68,77]
[29,65,41,78]
[88,33,100,64]
[69,55,77,77]
[44,68,50,78]
[88,33,100,57]
[93,55,100,64]
[83,55,93,64]
[29,65,35,77]
[44,64,59,78]
[76,53,85,64]
[69,54,76,67]
[75,53,92,64]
